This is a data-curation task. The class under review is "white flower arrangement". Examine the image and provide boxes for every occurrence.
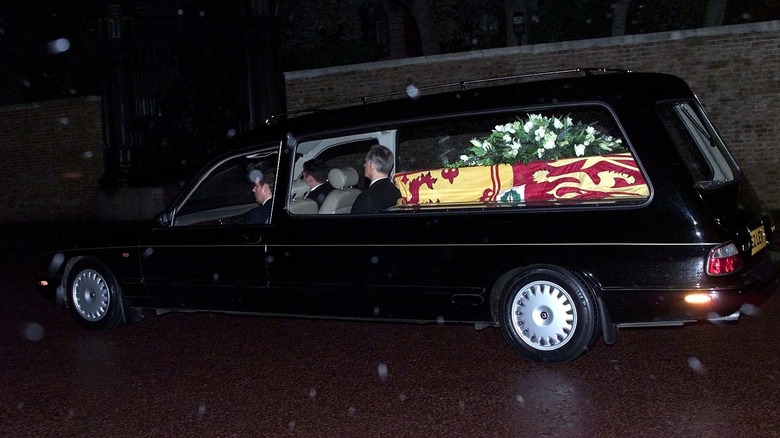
[453,114,625,167]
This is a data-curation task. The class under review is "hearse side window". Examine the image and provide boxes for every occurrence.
[658,102,740,189]
[289,133,396,215]
[173,150,279,226]
[393,106,649,208]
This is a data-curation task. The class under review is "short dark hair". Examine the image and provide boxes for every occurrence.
[367,145,394,175]
[262,171,275,192]
[303,159,329,183]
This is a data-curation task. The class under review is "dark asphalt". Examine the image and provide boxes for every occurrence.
[2,223,780,437]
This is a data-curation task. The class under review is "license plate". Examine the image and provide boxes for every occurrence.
[750,225,767,255]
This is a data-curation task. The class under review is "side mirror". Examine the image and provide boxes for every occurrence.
[155,211,172,227]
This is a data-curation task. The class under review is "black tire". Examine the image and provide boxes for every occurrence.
[65,258,126,330]
[498,265,600,363]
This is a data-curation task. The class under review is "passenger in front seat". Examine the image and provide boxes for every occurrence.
[351,145,401,214]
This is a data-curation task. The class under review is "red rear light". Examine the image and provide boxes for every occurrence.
[707,243,743,276]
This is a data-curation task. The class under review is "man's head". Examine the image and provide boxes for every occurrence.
[363,145,394,180]
[252,171,275,204]
[302,159,329,188]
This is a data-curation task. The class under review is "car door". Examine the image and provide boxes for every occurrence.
[139,146,281,312]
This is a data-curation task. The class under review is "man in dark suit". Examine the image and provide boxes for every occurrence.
[302,159,333,208]
[238,170,275,224]
[351,145,401,214]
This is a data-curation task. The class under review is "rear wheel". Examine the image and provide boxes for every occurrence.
[65,258,126,330]
[499,266,600,363]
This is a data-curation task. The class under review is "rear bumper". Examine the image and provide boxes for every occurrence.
[601,247,780,326]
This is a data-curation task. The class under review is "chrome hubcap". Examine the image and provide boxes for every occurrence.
[511,280,577,351]
[72,269,110,321]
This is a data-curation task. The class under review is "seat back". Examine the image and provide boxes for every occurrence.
[287,179,319,215]
[319,167,361,214]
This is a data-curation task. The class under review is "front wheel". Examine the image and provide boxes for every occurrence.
[65,258,126,330]
[498,266,600,363]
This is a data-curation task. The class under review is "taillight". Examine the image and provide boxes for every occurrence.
[707,243,743,276]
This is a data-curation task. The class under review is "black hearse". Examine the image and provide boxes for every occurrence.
[38,69,780,363]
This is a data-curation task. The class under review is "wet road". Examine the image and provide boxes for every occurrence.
[2,224,780,437]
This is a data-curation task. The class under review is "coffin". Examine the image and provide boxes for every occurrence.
[393,153,649,205]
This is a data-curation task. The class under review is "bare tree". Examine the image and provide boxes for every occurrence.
[703,0,727,27]
[611,0,632,36]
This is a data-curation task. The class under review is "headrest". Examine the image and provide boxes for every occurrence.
[328,167,360,189]
[290,179,309,199]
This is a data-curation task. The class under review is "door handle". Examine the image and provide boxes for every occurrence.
[242,233,263,244]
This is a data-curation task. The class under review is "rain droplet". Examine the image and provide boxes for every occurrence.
[288,420,296,432]
[378,363,389,381]
[399,393,407,401]
[48,253,65,274]
[373,306,380,316]
[212,273,220,282]
[741,303,759,316]
[47,38,71,54]
[406,84,420,99]
[687,357,707,374]
[21,322,45,341]
[82,151,94,159]
[459,400,466,411]
[308,388,317,398]
[177,9,184,16]
[142,247,154,258]
[21,79,31,88]
[515,394,525,406]
[371,256,379,264]
[225,128,236,139]
[57,117,70,125]
[348,406,356,416]
[436,316,445,325]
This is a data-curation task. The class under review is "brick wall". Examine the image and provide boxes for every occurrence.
[286,21,780,210]
[0,97,104,222]
[1,21,779,222]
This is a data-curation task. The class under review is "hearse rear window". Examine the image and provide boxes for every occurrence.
[288,105,650,215]
[658,102,740,189]
[394,106,649,208]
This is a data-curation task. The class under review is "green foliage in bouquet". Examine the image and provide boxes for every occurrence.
[453,114,626,167]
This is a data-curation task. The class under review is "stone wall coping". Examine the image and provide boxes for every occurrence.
[0,95,101,113]
[286,20,780,80]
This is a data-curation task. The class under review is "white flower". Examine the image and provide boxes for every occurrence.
[586,126,595,135]
[509,140,522,156]
[536,148,545,158]
[524,121,533,133]
[553,118,564,129]
[534,127,546,141]
[482,141,491,151]
[503,134,512,142]
[504,124,516,134]
[460,154,469,161]
[543,132,557,149]
[495,125,505,132]
[574,144,586,156]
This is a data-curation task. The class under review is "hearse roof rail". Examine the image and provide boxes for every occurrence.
[265,67,633,125]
